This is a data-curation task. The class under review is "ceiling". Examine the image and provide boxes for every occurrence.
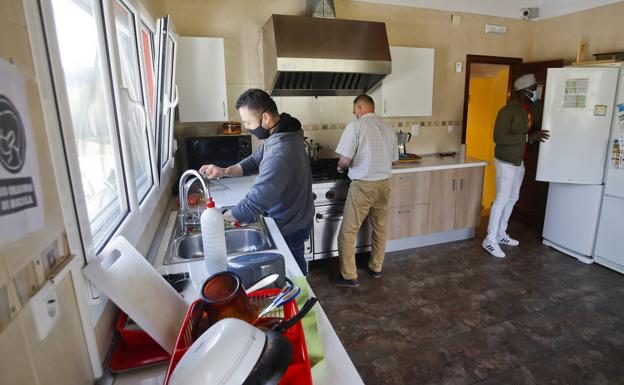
[354,0,623,20]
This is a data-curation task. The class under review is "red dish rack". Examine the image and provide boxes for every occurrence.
[164,289,312,385]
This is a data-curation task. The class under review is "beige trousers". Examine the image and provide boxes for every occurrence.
[337,179,390,280]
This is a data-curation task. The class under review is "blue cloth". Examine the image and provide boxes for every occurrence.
[282,225,311,275]
[232,113,314,236]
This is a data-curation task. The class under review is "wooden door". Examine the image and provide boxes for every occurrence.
[511,60,564,233]
[455,167,485,229]
[428,169,457,233]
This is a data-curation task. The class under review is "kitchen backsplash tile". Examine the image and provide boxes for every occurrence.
[310,96,338,125]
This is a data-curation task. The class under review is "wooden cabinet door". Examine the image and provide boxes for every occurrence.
[389,171,431,208]
[455,167,485,229]
[427,169,457,233]
[388,204,429,240]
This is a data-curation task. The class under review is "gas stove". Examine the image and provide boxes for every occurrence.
[310,158,350,204]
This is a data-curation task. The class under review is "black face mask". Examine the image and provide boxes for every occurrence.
[248,108,279,140]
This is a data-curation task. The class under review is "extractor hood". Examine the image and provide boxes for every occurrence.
[262,14,392,97]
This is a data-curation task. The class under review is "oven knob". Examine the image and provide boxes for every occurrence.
[325,191,335,200]
[312,192,317,200]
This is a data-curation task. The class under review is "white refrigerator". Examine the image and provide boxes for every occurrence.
[536,64,622,264]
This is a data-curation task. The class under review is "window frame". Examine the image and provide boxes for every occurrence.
[35,0,176,262]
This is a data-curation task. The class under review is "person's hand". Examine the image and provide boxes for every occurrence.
[529,130,550,143]
[337,166,346,173]
[199,164,225,179]
[222,209,236,223]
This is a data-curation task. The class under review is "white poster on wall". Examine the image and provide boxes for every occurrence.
[0,58,44,246]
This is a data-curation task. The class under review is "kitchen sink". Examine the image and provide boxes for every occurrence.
[163,216,275,265]
[174,228,273,260]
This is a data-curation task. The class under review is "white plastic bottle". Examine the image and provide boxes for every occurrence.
[200,197,227,274]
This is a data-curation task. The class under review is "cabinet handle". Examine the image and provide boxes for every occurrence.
[384,100,387,114]
[222,101,226,117]
[452,179,456,191]
[460,178,464,190]
[398,209,411,214]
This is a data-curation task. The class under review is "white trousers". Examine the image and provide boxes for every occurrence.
[486,158,525,241]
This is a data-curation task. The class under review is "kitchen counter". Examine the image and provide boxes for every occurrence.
[392,155,487,173]
[112,176,364,385]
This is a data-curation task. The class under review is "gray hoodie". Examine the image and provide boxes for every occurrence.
[232,113,314,235]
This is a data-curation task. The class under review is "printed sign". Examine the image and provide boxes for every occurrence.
[0,58,43,245]
[563,78,589,108]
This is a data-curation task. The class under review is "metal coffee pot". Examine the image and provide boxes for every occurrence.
[396,130,411,158]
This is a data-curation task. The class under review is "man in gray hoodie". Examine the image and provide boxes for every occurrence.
[200,89,314,274]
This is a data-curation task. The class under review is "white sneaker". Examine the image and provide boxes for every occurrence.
[498,234,520,246]
[482,238,506,258]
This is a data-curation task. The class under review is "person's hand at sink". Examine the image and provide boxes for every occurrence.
[223,209,246,228]
[199,164,243,179]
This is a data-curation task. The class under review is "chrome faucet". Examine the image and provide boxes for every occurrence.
[178,170,209,236]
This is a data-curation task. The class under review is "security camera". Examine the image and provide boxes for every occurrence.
[521,7,539,20]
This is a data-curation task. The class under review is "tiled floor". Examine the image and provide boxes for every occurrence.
[306,220,624,385]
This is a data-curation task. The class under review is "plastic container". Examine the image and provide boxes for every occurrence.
[164,289,312,385]
[200,197,227,274]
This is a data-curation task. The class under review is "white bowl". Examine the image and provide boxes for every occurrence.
[169,318,266,385]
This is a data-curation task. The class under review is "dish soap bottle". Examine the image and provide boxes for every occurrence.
[200,197,227,274]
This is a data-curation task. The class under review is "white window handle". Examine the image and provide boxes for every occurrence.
[170,84,179,108]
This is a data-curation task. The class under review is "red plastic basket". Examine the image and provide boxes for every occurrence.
[163,289,312,385]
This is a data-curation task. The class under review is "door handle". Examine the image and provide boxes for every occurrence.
[460,178,464,190]
[452,179,456,191]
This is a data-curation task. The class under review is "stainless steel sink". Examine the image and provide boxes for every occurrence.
[163,216,275,265]
[173,228,273,260]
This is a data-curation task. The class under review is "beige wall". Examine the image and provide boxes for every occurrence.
[165,0,536,156]
[532,2,624,62]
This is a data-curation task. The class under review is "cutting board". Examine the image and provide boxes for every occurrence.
[83,236,188,354]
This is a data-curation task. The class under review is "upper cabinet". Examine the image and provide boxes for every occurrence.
[371,47,434,117]
[176,37,227,122]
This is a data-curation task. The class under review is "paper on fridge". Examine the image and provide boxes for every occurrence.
[0,58,44,246]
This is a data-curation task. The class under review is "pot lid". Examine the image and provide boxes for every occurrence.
[169,318,266,385]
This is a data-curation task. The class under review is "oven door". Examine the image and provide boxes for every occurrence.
[312,204,371,259]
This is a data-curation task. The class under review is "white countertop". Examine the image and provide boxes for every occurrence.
[115,176,363,385]
[391,155,487,173]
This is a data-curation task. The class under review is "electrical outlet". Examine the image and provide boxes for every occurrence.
[455,62,462,73]
[30,281,60,340]
[411,123,420,136]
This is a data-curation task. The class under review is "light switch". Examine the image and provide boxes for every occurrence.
[455,62,462,73]
[448,125,455,133]
[411,123,420,136]
[30,281,60,340]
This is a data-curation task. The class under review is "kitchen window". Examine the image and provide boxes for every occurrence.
[48,0,128,250]
[111,0,153,202]
[39,0,177,256]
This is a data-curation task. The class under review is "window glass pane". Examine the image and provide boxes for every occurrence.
[50,0,125,249]
[161,35,175,167]
[113,0,153,201]
[140,26,155,120]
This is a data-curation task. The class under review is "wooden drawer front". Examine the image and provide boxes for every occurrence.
[389,172,431,208]
[388,204,429,240]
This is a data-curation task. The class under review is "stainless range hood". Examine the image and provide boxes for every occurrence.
[262,14,392,97]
